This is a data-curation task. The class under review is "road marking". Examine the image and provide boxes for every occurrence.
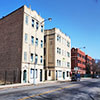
[18,84,78,100]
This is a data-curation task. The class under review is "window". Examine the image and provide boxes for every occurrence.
[67,52,70,57]
[82,56,85,59]
[31,53,33,62]
[57,47,61,54]
[41,25,43,32]
[57,48,59,54]
[30,69,33,78]
[40,56,43,63]
[41,40,43,48]
[25,33,28,42]
[58,71,62,78]
[67,62,70,67]
[32,19,34,27]
[59,48,61,54]
[57,35,61,42]
[24,52,27,61]
[33,69,38,78]
[83,62,85,65]
[25,15,28,24]
[77,53,80,57]
[31,36,34,45]
[36,69,38,78]
[36,22,39,30]
[67,41,70,47]
[49,70,51,76]
[78,60,81,64]
[66,71,69,77]
[35,54,38,64]
[57,60,61,66]
[35,38,38,46]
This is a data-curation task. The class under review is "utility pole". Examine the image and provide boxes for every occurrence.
[33,18,52,85]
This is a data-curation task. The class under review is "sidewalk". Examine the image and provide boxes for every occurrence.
[0,78,91,90]
[0,80,60,90]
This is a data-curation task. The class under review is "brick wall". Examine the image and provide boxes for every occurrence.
[0,6,24,83]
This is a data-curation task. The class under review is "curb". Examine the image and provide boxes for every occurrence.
[0,80,71,90]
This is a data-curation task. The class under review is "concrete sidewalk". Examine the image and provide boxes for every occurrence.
[0,78,91,90]
[0,80,59,90]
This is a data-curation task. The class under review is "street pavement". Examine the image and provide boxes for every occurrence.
[0,78,100,100]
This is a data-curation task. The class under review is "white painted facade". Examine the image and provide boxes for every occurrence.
[21,6,44,84]
[44,28,71,81]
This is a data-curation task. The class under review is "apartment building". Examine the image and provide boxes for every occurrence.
[71,48,86,74]
[44,28,71,81]
[85,55,94,74]
[0,5,44,84]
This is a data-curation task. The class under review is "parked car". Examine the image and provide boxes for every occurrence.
[92,74,100,79]
[71,73,81,81]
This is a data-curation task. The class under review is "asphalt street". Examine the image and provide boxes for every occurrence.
[0,78,100,100]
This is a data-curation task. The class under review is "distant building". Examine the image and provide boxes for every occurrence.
[0,5,44,84]
[71,48,86,74]
[85,55,94,74]
[44,28,71,81]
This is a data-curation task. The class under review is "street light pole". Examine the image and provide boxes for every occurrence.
[33,18,52,85]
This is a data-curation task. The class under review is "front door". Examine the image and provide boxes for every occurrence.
[23,70,27,83]
[56,71,58,80]
[45,70,47,80]
[40,69,42,82]
[63,72,65,79]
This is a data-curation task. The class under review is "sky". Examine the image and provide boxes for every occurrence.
[0,0,100,59]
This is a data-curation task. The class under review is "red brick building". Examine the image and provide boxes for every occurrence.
[85,55,94,74]
[71,48,86,74]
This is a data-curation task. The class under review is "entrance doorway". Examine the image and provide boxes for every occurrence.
[45,70,47,80]
[23,70,27,83]
[63,72,65,79]
[56,71,58,80]
[40,69,42,82]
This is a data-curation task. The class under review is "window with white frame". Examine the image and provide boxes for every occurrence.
[35,38,38,46]
[57,47,61,54]
[58,71,62,78]
[32,19,34,27]
[67,41,70,47]
[57,35,61,42]
[33,69,38,78]
[67,62,70,67]
[40,56,43,64]
[41,40,43,48]
[25,33,28,43]
[67,52,70,57]
[57,60,61,66]
[30,69,33,78]
[25,15,28,24]
[66,71,69,77]
[31,36,34,45]
[36,22,39,30]
[24,52,27,61]
[35,54,38,64]
[31,53,33,62]
[41,25,43,32]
